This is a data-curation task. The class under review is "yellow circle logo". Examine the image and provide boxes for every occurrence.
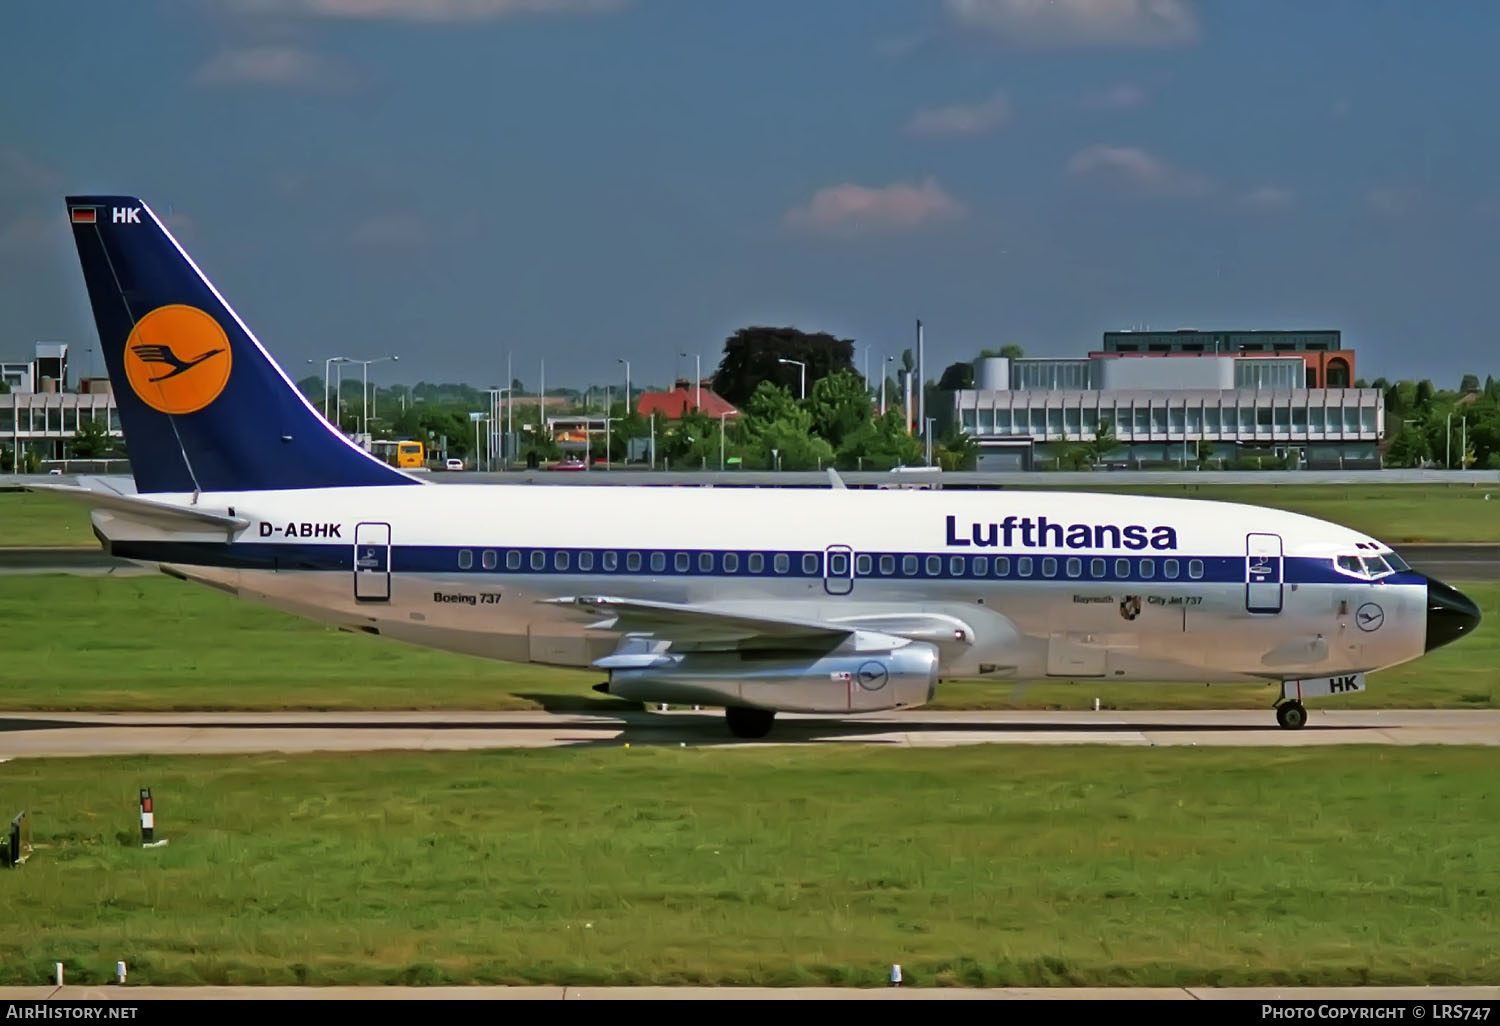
[124,305,233,415]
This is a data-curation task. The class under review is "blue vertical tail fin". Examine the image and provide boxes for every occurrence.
[65,195,420,494]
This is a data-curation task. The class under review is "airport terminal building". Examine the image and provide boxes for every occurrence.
[952,330,1383,471]
[2,342,123,471]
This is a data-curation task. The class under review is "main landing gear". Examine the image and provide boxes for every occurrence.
[1275,699,1308,730]
[725,707,776,739]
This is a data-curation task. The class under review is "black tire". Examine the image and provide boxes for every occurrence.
[725,707,776,739]
[1276,701,1307,730]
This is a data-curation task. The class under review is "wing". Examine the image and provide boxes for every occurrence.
[541,595,976,659]
[25,483,249,533]
[542,595,852,651]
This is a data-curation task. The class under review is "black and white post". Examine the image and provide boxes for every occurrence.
[139,788,167,848]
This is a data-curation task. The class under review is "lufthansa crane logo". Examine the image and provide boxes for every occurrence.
[123,305,232,415]
[1356,603,1385,632]
[855,661,889,691]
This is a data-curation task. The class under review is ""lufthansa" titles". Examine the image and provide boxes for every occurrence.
[945,515,1178,551]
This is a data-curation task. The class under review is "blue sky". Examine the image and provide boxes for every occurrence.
[3,0,1498,392]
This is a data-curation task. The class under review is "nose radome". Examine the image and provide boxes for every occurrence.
[1424,575,1482,653]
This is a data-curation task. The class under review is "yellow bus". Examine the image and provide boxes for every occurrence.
[395,440,425,468]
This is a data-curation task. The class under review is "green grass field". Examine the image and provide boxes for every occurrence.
[3,483,1498,546]
[2,745,1497,987]
[1,575,1495,711]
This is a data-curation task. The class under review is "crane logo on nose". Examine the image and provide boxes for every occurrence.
[1356,603,1384,632]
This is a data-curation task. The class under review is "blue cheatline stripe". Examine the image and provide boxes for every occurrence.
[109,541,1425,589]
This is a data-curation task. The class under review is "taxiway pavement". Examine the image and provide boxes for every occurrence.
[2,708,1497,760]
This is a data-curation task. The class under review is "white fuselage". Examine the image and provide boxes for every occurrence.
[92,483,1429,689]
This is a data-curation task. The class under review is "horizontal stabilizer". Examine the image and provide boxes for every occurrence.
[25,483,249,533]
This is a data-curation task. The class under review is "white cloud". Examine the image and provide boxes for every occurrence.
[1082,83,1149,110]
[1366,186,1421,217]
[907,91,1012,137]
[784,178,966,238]
[196,46,354,87]
[227,0,624,20]
[350,213,439,247]
[1239,186,1294,212]
[1066,143,1210,197]
[945,0,1198,47]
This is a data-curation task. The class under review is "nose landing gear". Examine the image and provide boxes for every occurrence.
[1275,700,1307,730]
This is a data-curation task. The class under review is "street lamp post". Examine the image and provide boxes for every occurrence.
[719,412,727,470]
[880,355,894,416]
[345,355,398,439]
[680,352,701,410]
[307,357,350,423]
[777,358,806,400]
[617,358,631,419]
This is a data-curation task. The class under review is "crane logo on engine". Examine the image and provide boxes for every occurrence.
[855,661,889,691]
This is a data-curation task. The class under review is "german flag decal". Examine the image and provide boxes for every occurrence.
[70,207,97,224]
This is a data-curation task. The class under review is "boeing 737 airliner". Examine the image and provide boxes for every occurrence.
[34,196,1482,737]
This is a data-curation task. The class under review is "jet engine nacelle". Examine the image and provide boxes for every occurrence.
[598,643,940,714]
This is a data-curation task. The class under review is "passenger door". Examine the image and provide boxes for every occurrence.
[1245,533,1283,614]
[354,522,392,603]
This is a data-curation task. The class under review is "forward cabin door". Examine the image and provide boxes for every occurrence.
[1245,532,1284,614]
[354,522,392,603]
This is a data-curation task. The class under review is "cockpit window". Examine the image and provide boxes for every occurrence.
[1385,552,1411,572]
[1336,555,1363,575]
[1362,556,1392,577]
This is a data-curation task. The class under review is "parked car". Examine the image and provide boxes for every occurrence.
[548,457,586,471]
[444,458,464,471]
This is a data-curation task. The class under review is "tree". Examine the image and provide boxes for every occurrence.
[1085,419,1120,464]
[806,371,873,450]
[70,417,114,459]
[836,409,922,470]
[1460,374,1481,393]
[1415,380,1435,409]
[978,344,1024,361]
[937,361,975,391]
[712,326,856,406]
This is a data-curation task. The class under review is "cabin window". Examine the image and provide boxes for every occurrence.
[1163,559,1179,579]
[994,556,1010,576]
[1188,559,1204,580]
[1017,557,1032,577]
[651,552,666,572]
[700,552,714,573]
[880,555,895,575]
[724,553,739,573]
[602,551,618,572]
[926,555,942,576]
[749,553,764,573]
[774,553,790,574]
[856,554,873,576]
[972,556,988,576]
[902,555,918,576]
[627,552,642,572]
[530,550,546,571]
[458,549,473,570]
[554,551,569,571]
[1042,557,1058,578]
[1091,558,1106,578]
[1066,558,1082,578]
[803,554,819,574]
[950,556,966,577]
[506,550,521,571]
[675,552,690,572]
[1115,558,1129,578]
[578,552,594,572]
[482,550,497,570]
[1140,559,1154,579]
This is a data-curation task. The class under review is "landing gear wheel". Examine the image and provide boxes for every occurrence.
[725,707,776,739]
[1276,701,1307,730]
